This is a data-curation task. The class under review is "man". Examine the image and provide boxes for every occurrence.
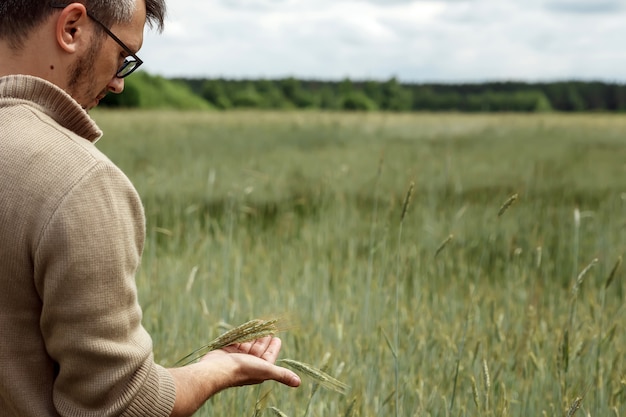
[0,1,300,416]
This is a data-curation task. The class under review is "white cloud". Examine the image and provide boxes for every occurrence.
[140,0,626,82]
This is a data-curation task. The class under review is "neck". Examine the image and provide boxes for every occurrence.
[0,30,67,87]
[0,42,25,77]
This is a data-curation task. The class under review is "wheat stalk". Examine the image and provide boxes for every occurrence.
[596,256,622,408]
[482,359,491,412]
[175,319,279,366]
[471,376,480,410]
[185,266,199,293]
[449,312,469,413]
[535,246,543,269]
[572,258,598,297]
[564,378,591,417]
[497,193,518,217]
[499,381,509,417]
[343,398,357,417]
[394,180,415,417]
[400,181,415,222]
[363,154,384,330]
[482,360,491,390]
[435,234,454,258]
[266,406,289,417]
[252,389,272,417]
[566,397,583,417]
[566,256,598,387]
[279,358,350,395]
[605,256,622,289]
[559,329,569,374]
[304,352,333,417]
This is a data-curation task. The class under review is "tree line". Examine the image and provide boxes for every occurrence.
[101,72,626,112]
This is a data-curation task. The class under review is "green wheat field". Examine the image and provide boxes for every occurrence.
[93,110,626,417]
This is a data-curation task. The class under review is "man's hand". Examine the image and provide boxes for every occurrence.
[169,336,300,417]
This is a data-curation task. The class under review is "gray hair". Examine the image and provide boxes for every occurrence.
[0,0,166,49]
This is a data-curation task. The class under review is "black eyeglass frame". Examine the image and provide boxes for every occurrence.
[50,3,143,78]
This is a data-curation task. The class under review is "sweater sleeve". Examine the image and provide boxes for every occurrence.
[33,161,176,417]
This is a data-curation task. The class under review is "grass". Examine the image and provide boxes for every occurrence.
[93,110,626,416]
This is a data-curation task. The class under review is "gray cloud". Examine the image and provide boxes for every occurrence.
[140,0,626,82]
[544,0,624,13]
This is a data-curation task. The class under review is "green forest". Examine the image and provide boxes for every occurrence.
[101,71,626,112]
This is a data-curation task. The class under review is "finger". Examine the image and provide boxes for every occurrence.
[229,342,242,351]
[260,337,282,363]
[247,336,273,358]
[241,359,300,388]
[273,364,301,388]
[221,336,273,356]
[228,336,264,354]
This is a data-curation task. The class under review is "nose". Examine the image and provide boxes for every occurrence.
[107,77,125,94]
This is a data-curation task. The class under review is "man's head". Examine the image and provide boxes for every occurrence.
[0,0,166,110]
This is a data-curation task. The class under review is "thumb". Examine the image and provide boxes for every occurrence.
[274,365,301,388]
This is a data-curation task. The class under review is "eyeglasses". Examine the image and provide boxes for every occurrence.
[50,4,143,78]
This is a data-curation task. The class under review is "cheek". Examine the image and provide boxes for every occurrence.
[99,43,123,81]
[95,57,121,91]
[104,57,120,80]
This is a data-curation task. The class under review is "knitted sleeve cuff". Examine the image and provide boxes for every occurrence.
[119,363,176,417]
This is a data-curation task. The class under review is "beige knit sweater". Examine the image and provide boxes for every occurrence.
[0,75,176,416]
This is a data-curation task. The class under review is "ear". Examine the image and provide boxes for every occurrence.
[55,3,90,54]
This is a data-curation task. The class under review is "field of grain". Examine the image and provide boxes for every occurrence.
[93,110,626,417]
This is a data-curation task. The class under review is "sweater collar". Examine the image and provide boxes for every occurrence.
[0,75,103,143]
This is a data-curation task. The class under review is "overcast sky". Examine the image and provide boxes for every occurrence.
[140,0,626,83]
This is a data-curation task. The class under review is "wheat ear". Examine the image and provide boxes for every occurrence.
[435,234,454,258]
[497,193,518,217]
[175,319,279,366]
[267,406,289,417]
[279,358,349,395]
[401,182,415,222]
